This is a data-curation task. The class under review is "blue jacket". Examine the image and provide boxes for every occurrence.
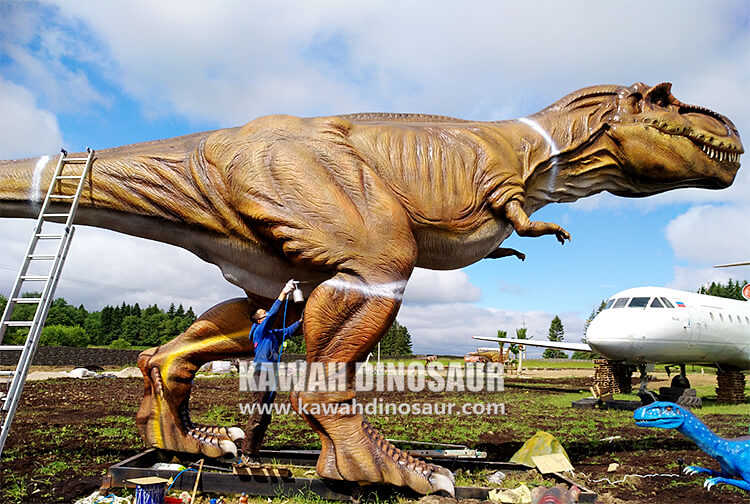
[250,299,302,363]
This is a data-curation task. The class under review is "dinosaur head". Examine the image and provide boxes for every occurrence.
[527,82,742,205]
[633,401,686,430]
[606,82,742,195]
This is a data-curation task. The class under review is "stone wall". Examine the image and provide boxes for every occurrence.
[0,346,142,367]
[593,359,633,394]
[716,369,746,404]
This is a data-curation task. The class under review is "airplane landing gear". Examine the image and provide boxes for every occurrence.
[637,363,658,405]
[668,363,692,389]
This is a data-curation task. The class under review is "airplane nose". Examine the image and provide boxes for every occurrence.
[585,314,633,360]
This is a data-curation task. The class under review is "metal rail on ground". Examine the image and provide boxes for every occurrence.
[0,148,94,457]
[104,448,597,502]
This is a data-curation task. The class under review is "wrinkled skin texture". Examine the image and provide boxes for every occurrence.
[0,82,743,496]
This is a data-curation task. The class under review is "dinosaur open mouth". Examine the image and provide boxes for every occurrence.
[693,139,742,167]
[643,118,742,169]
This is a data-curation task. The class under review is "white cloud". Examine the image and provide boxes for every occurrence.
[666,204,750,265]
[397,302,585,356]
[403,269,481,305]
[668,266,740,292]
[0,79,63,159]
[0,5,109,114]
[23,1,744,125]
[0,222,243,315]
[3,1,750,356]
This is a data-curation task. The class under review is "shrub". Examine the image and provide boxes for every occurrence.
[40,325,90,347]
[109,338,131,349]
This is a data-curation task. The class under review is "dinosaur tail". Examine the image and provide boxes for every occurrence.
[0,155,58,218]
[0,131,236,236]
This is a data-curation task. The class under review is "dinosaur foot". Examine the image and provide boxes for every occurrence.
[136,350,244,459]
[684,465,713,476]
[307,407,454,496]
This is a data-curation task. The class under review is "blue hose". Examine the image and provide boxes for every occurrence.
[165,467,197,493]
[278,295,289,364]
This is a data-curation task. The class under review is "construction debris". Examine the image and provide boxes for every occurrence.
[510,431,572,469]
[488,484,532,504]
[487,470,507,484]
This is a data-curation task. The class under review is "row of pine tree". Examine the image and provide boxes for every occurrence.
[0,293,196,349]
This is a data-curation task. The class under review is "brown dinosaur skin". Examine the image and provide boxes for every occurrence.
[0,82,743,495]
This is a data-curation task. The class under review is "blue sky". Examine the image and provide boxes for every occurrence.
[1,1,749,354]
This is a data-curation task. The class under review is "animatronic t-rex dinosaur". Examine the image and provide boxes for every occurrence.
[0,82,743,496]
[635,401,750,492]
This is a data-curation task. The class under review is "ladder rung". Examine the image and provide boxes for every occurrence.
[64,157,89,163]
[19,275,49,281]
[12,298,42,304]
[2,321,33,326]
[49,194,75,199]
[36,234,63,239]
[55,175,83,180]
[0,346,25,351]
[42,213,70,218]
[28,254,56,260]
[0,370,14,376]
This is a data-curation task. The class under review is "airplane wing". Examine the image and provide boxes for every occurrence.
[714,261,750,268]
[472,336,592,353]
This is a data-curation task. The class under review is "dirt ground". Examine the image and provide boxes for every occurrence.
[1,369,748,503]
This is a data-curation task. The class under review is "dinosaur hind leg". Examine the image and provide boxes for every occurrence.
[295,267,455,496]
[136,296,271,458]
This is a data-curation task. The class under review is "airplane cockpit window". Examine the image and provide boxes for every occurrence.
[613,298,629,308]
[745,316,749,324]
[650,298,664,308]
[719,313,724,321]
[729,314,733,322]
[710,312,715,320]
[629,297,650,308]
[604,299,614,310]
[660,298,674,308]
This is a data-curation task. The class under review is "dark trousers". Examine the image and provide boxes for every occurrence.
[242,369,276,455]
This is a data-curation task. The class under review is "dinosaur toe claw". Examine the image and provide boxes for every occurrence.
[227,427,245,442]
[429,469,455,497]
[219,439,238,458]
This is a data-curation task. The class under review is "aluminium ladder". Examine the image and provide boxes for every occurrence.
[0,148,94,457]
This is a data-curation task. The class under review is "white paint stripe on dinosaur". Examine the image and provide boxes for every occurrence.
[31,155,49,204]
[517,117,559,154]
[323,278,407,300]
[518,117,560,194]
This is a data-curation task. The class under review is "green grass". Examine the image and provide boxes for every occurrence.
[37,460,70,476]
[523,359,596,369]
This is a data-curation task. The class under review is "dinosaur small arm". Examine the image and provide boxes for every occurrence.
[635,401,750,492]
[0,82,743,496]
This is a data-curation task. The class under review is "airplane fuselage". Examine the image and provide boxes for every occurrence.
[587,287,750,369]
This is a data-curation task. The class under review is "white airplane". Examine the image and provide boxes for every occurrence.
[474,286,750,390]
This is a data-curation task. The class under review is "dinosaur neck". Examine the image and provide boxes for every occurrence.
[509,112,630,214]
[676,411,724,459]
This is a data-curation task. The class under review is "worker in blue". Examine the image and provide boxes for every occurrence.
[250,279,302,364]
[242,279,303,455]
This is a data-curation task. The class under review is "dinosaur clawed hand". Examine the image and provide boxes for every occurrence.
[555,226,571,245]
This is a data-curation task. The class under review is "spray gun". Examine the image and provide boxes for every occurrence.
[291,280,305,303]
